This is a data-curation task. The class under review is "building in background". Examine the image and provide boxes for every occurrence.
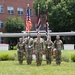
[0,0,46,44]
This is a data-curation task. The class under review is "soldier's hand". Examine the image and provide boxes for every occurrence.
[17,48,19,51]
[23,52,25,54]
[54,48,56,51]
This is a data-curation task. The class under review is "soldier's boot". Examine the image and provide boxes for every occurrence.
[36,63,39,66]
[49,58,51,64]
[48,61,51,64]
[19,61,23,64]
[47,60,50,64]
[29,57,32,64]
[39,62,41,66]
[46,58,49,64]
[56,60,58,65]
[39,59,42,66]
[29,60,32,64]
[36,61,41,66]
[37,61,41,66]
[38,63,41,66]
[29,61,31,64]
[58,61,61,65]
[27,57,29,64]
[27,61,29,65]
[46,61,48,64]
[56,61,60,65]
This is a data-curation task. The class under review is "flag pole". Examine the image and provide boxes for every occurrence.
[26,3,31,36]
[37,3,39,33]
[46,5,50,40]
[27,4,30,36]
[36,4,41,34]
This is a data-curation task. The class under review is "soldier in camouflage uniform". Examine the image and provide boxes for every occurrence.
[34,32,44,66]
[45,35,54,64]
[54,35,63,65]
[17,38,24,64]
[24,35,33,65]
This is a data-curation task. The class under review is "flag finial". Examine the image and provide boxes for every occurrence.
[46,5,48,9]
[38,4,40,9]
[27,4,29,7]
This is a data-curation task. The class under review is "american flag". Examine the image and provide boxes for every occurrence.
[36,4,41,32]
[46,5,49,37]
[26,7,32,32]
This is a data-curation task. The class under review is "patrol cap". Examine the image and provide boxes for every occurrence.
[56,35,60,39]
[37,31,41,36]
[19,38,23,41]
[56,35,60,37]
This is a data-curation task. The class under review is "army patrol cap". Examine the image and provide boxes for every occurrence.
[56,35,60,39]
[19,38,22,40]
[37,31,41,36]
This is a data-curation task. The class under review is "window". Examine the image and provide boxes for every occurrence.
[26,8,32,16]
[7,6,14,14]
[0,5,4,13]
[0,37,4,43]
[17,8,24,15]
[30,9,32,16]
[0,21,4,28]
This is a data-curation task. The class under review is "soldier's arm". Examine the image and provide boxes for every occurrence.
[54,40,56,48]
[44,41,47,50]
[31,39,33,47]
[54,40,57,50]
[51,41,54,49]
[31,39,34,50]
[17,42,19,51]
[23,42,26,52]
[33,41,35,50]
[42,40,45,50]
[61,40,64,50]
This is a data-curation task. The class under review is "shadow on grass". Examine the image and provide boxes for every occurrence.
[14,60,64,67]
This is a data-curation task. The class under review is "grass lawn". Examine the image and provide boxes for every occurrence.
[0,61,75,75]
[0,50,75,75]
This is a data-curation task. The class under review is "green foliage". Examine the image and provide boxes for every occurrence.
[33,0,46,15]
[5,16,25,33]
[61,56,69,62]
[33,0,75,32]
[0,54,10,61]
[71,54,75,62]
[13,45,17,50]
[0,50,17,61]
[0,54,15,61]
[5,16,25,45]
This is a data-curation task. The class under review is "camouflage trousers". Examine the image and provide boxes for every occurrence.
[36,51,42,66]
[17,51,24,64]
[26,49,32,65]
[46,49,52,64]
[55,50,61,65]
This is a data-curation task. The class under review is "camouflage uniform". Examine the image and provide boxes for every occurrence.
[54,40,63,65]
[24,37,33,65]
[34,38,44,66]
[17,41,24,64]
[45,40,53,64]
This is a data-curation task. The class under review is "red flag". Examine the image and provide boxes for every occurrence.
[26,6,32,32]
[36,4,41,32]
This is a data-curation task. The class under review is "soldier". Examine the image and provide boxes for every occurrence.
[24,35,33,65]
[34,32,44,66]
[45,35,54,64]
[17,38,24,64]
[54,35,63,65]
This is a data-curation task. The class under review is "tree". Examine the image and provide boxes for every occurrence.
[5,16,25,47]
[5,16,25,33]
[33,0,75,32]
